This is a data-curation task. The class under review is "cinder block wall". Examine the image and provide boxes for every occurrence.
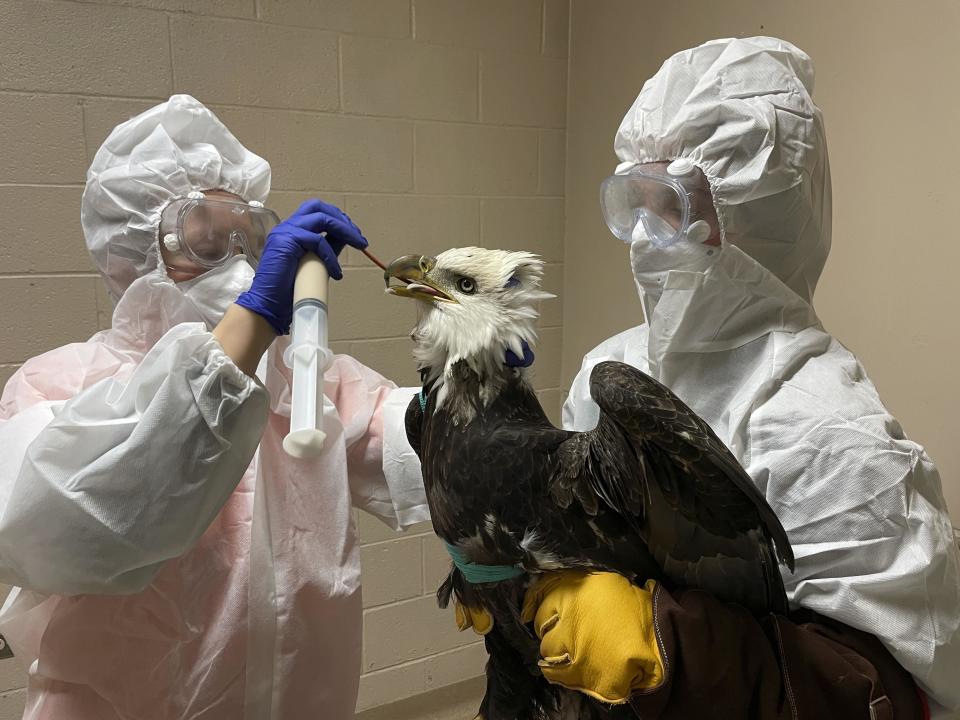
[0,0,569,715]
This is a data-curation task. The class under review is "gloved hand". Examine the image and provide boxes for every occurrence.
[454,599,494,635]
[520,571,664,704]
[235,198,367,334]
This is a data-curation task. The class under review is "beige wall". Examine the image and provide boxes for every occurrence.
[0,0,568,715]
[563,0,960,521]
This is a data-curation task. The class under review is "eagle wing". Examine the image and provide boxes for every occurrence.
[553,361,794,614]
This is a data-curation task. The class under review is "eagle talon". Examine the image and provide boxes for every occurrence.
[454,600,494,636]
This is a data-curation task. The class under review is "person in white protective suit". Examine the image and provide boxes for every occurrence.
[0,95,428,720]
[522,36,959,719]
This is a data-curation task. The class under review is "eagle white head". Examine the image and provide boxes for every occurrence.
[385,247,553,410]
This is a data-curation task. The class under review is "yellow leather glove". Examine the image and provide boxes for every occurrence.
[521,570,664,704]
[454,599,494,635]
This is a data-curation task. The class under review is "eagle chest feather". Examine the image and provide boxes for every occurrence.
[417,379,560,547]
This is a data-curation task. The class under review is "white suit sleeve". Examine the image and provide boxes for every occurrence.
[783,444,960,712]
[327,356,427,531]
[0,324,268,596]
[562,357,602,433]
[381,387,429,528]
[562,329,640,432]
[752,389,960,712]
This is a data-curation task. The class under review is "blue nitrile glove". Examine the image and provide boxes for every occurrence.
[236,199,368,334]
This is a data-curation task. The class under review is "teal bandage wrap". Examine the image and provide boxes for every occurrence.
[443,541,525,584]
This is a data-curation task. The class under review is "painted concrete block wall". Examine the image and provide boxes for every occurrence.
[0,0,568,714]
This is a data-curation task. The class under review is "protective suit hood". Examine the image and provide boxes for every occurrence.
[81,94,271,302]
[616,36,831,329]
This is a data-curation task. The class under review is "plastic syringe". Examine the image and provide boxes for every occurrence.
[282,253,332,458]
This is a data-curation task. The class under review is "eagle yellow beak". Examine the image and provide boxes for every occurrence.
[384,255,456,303]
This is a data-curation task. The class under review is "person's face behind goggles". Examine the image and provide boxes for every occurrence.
[600,160,720,247]
[159,189,280,282]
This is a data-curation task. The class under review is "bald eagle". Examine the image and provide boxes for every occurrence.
[385,248,794,720]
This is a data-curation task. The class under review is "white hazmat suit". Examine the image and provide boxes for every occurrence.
[565,37,960,714]
[0,95,428,719]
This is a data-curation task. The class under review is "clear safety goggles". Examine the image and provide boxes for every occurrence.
[160,191,280,269]
[600,158,714,247]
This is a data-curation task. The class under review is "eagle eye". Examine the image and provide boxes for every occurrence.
[457,276,477,294]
